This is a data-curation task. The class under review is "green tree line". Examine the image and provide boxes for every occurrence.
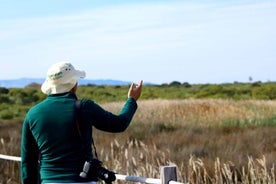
[0,81,276,120]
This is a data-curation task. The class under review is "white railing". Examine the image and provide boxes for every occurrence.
[0,154,184,184]
[0,154,21,162]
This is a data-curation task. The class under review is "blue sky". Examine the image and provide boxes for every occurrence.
[0,0,275,84]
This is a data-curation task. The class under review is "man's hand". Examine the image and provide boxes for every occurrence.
[128,80,143,101]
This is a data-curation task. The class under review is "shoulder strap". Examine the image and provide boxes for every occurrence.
[75,100,82,138]
[74,100,98,159]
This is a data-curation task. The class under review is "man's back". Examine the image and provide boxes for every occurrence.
[22,93,87,183]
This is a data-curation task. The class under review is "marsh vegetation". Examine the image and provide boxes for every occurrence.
[0,83,275,183]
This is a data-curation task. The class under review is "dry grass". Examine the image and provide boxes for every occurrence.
[0,120,21,184]
[130,99,276,127]
[98,139,275,184]
[0,99,276,183]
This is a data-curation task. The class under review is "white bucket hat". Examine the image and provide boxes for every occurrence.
[41,62,86,95]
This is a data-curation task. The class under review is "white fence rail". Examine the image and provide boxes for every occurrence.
[0,154,21,162]
[0,154,184,184]
[115,174,161,184]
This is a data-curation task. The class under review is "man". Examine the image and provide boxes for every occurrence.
[21,62,142,184]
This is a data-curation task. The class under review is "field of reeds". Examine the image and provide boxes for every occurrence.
[0,99,276,184]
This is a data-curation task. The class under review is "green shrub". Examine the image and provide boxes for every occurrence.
[0,87,9,94]
[0,109,14,119]
[252,83,276,100]
[1,82,276,120]
[0,95,11,103]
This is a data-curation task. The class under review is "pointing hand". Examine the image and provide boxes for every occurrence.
[128,80,143,101]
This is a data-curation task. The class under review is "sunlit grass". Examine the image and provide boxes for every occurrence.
[0,99,276,183]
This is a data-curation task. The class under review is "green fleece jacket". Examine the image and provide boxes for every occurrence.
[21,92,137,184]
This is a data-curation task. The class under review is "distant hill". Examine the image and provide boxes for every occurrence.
[0,78,132,88]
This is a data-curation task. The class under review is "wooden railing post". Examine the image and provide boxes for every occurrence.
[160,166,177,184]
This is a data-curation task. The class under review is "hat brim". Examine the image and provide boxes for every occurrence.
[75,70,86,79]
[41,69,86,95]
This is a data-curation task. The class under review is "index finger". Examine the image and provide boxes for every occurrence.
[137,80,143,87]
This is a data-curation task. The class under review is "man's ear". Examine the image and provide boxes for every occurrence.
[70,83,78,93]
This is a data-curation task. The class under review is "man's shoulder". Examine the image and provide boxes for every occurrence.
[26,99,48,115]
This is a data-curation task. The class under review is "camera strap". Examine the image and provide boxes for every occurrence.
[75,100,98,158]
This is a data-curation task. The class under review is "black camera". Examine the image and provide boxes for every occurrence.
[80,159,116,184]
